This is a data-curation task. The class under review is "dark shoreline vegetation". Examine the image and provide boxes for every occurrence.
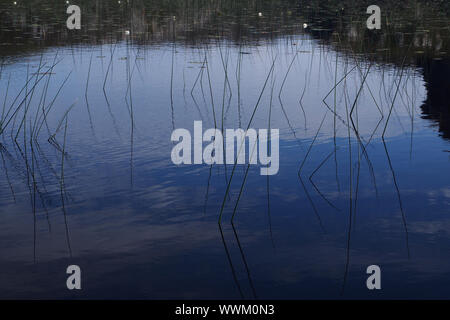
[0,0,449,299]
[0,0,449,54]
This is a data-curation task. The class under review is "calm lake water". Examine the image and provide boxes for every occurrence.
[0,0,449,299]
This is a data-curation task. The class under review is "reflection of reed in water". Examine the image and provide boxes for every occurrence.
[0,53,77,262]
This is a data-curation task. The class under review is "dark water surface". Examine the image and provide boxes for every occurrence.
[0,0,449,299]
